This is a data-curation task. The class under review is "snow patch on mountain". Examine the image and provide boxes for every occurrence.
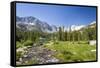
[64,25,85,32]
[71,25,85,31]
[90,21,96,25]
[16,16,57,32]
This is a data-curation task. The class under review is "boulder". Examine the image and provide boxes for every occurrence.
[89,40,96,45]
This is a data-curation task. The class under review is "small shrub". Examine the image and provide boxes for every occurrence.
[54,41,59,44]
[62,51,73,60]
[16,51,23,61]
[23,40,33,46]
[16,41,23,49]
[78,41,89,44]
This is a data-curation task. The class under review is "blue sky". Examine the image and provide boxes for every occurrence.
[16,3,96,27]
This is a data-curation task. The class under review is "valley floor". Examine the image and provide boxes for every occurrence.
[16,41,96,65]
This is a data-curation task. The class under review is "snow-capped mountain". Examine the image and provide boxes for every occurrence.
[90,21,96,25]
[64,25,85,32]
[16,16,96,33]
[88,21,96,28]
[16,16,57,32]
[64,21,96,32]
[71,25,85,31]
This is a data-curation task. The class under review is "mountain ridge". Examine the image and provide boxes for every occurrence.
[16,16,96,33]
[16,16,57,32]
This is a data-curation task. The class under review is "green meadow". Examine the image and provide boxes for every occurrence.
[44,41,96,62]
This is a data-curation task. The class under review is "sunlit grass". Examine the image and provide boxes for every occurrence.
[44,41,96,62]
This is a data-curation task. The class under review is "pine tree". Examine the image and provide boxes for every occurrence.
[58,27,62,41]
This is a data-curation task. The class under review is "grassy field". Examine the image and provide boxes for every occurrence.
[16,40,96,65]
[43,41,96,62]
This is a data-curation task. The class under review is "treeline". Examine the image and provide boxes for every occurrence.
[16,28,51,47]
[16,24,96,48]
[56,26,96,42]
[16,28,41,43]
